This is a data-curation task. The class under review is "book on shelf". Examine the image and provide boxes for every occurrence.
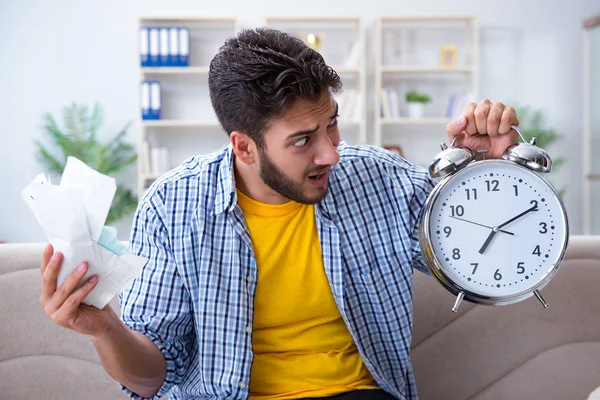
[140,26,189,67]
[141,140,171,177]
[446,91,475,119]
[344,40,363,69]
[333,90,362,123]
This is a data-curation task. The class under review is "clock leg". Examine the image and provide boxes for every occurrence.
[452,291,465,313]
[534,289,549,309]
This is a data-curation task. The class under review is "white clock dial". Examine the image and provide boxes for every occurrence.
[427,160,568,299]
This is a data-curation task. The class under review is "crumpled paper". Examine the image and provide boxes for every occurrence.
[22,156,147,309]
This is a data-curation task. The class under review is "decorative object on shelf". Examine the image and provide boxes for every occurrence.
[439,44,458,67]
[34,103,138,224]
[140,26,189,67]
[383,144,405,158]
[405,90,432,119]
[300,33,323,51]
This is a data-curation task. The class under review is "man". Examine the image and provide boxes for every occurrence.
[39,27,518,399]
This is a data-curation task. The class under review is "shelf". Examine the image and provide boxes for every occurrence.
[141,67,209,75]
[140,16,236,23]
[141,120,220,128]
[142,173,162,181]
[266,17,360,23]
[380,16,475,23]
[379,118,451,125]
[381,66,473,74]
[333,67,361,74]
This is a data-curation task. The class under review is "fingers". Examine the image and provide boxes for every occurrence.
[445,115,467,141]
[461,100,518,138]
[500,106,519,138]
[474,99,491,135]
[43,262,90,316]
[40,243,53,276]
[49,275,99,328]
[40,250,62,304]
[462,102,478,135]
[487,102,505,137]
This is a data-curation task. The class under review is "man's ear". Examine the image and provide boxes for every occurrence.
[230,131,256,165]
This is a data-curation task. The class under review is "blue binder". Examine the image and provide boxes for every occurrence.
[140,81,151,120]
[179,28,189,66]
[150,81,161,119]
[149,28,160,66]
[169,27,179,67]
[159,27,169,66]
[139,27,149,67]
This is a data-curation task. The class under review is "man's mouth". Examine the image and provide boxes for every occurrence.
[308,172,326,181]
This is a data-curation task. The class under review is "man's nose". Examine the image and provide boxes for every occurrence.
[315,135,340,166]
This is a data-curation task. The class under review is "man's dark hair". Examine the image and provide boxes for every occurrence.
[208,27,342,149]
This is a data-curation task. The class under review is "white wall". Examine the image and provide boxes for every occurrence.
[1,0,599,242]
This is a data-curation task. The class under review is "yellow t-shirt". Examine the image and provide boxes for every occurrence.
[236,190,378,399]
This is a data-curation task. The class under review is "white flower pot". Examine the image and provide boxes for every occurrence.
[407,102,425,119]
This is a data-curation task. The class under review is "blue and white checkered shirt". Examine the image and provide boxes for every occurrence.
[119,141,436,400]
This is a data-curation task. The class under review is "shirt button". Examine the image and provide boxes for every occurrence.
[239,382,246,388]
[247,276,253,283]
[245,325,252,333]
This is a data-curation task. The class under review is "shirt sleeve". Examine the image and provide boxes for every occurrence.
[408,170,437,276]
[118,189,195,399]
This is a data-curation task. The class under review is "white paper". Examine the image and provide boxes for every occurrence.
[22,157,147,309]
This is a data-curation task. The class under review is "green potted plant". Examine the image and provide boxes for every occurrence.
[405,90,432,119]
[34,102,138,225]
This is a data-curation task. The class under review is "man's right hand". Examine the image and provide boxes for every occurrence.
[39,243,117,337]
[39,243,168,398]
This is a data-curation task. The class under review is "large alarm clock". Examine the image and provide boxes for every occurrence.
[419,125,569,312]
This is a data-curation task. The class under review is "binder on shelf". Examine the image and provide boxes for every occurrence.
[140,81,151,120]
[169,27,179,67]
[149,27,160,66]
[142,140,152,175]
[151,147,170,176]
[139,27,149,67]
[150,81,161,119]
[159,27,170,66]
[178,27,189,66]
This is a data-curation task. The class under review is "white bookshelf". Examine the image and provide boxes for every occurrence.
[137,16,239,198]
[583,15,600,234]
[374,16,479,167]
[265,17,368,146]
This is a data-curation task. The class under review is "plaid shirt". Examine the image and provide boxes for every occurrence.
[119,141,436,400]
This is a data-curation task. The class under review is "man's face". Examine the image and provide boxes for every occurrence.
[257,92,340,204]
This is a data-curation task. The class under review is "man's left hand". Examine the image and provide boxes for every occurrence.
[446,99,519,159]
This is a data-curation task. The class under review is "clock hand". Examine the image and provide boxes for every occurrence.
[478,229,497,254]
[449,216,514,235]
[496,204,539,229]
[478,204,539,254]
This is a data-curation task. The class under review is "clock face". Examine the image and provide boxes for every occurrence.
[425,160,568,299]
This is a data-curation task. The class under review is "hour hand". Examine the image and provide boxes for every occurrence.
[479,229,497,254]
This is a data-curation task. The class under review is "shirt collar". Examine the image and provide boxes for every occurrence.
[213,145,237,215]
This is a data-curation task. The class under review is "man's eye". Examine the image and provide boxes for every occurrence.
[293,137,308,147]
[328,116,339,127]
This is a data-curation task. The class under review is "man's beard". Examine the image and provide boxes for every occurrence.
[258,148,328,205]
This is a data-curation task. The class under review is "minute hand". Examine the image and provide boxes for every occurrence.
[496,204,539,229]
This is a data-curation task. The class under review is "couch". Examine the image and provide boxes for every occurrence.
[1,236,599,399]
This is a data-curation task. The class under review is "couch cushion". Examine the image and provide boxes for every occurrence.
[411,236,600,400]
[0,243,128,399]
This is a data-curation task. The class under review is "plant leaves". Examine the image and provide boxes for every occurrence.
[35,102,138,224]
